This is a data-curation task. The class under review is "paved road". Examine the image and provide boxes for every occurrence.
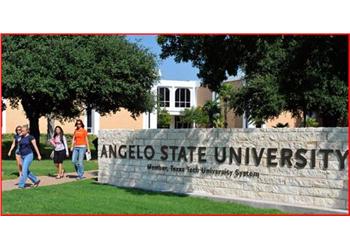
[2,170,98,191]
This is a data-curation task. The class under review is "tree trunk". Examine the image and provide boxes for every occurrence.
[28,115,40,153]
[47,114,55,141]
[224,103,228,128]
[303,109,307,127]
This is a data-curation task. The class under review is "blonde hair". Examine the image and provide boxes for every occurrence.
[14,125,22,135]
[22,125,30,132]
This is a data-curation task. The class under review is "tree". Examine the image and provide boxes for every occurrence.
[158,35,348,127]
[181,100,222,128]
[2,35,158,143]
[157,109,172,128]
[202,100,222,127]
[46,114,55,142]
[181,107,209,128]
[229,74,285,127]
[218,83,236,128]
[276,36,348,126]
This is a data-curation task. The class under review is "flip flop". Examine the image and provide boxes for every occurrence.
[33,180,41,187]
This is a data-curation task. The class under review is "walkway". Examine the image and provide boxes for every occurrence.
[2,170,98,191]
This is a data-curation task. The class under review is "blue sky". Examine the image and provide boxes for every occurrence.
[127,35,199,81]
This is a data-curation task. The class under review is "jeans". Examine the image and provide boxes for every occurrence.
[72,147,86,178]
[18,153,38,188]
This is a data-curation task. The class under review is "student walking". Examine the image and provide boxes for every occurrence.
[18,125,42,189]
[8,125,23,177]
[71,119,90,180]
[50,126,69,179]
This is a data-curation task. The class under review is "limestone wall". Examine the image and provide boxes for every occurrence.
[98,128,348,211]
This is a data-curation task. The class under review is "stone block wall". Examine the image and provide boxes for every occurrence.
[98,128,348,211]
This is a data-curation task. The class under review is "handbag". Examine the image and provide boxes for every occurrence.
[50,150,54,159]
[85,151,91,161]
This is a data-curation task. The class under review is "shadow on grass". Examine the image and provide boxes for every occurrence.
[66,174,79,179]
[9,172,20,177]
[90,181,189,198]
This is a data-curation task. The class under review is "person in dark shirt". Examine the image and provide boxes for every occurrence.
[8,125,23,176]
[18,125,42,189]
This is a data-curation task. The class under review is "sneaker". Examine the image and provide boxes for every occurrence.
[76,176,86,180]
[33,180,41,187]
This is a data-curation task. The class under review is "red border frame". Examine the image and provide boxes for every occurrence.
[0,33,349,216]
[0,33,2,216]
[1,33,350,35]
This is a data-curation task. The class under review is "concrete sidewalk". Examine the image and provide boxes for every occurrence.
[2,170,98,191]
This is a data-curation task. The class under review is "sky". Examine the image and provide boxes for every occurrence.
[127,35,244,82]
[127,35,199,81]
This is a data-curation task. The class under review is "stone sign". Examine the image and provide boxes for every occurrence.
[98,128,348,212]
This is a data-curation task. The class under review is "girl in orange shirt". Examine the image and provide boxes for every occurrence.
[71,119,90,179]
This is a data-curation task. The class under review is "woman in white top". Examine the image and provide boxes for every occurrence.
[50,126,69,179]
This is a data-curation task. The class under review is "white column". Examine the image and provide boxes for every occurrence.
[93,109,100,135]
[142,113,149,129]
[191,87,196,107]
[149,111,157,128]
[242,111,247,128]
[83,109,88,131]
[212,91,217,101]
[170,86,175,109]
[142,112,157,129]
[150,85,159,129]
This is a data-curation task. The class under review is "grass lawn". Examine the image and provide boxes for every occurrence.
[2,179,284,215]
[2,133,99,180]
[2,134,284,215]
[1,160,98,180]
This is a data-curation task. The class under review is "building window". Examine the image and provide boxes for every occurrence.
[175,88,191,108]
[86,107,92,133]
[174,116,192,128]
[157,87,170,107]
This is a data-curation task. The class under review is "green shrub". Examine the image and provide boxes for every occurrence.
[157,109,172,128]
[213,115,225,128]
[181,107,209,128]
[305,118,319,127]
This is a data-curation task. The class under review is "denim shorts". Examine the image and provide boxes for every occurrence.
[15,148,20,155]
